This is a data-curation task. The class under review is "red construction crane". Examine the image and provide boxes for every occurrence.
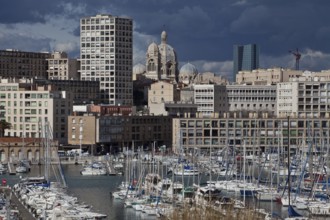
[289,48,301,70]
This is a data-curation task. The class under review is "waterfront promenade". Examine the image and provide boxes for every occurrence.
[0,186,34,220]
[11,191,35,220]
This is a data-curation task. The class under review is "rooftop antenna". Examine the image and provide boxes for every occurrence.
[289,48,301,70]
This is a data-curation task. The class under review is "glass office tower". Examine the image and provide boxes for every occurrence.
[233,44,259,82]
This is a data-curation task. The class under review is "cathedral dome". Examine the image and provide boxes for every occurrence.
[159,44,176,63]
[179,63,198,77]
[147,42,159,54]
[179,63,198,85]
[133,63,146,75]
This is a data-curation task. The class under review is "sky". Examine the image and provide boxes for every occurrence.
[0,0,330,81]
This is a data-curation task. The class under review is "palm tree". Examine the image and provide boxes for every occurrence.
[0,120,11,137]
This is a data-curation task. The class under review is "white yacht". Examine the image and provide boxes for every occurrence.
[80,166,107,176]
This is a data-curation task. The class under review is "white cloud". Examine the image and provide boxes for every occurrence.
[133,29,157,65]
[301,48,330,71]
[260,48,330,71]
[183,60,233,80]
[0,13,80,55]
[54,42,79,54]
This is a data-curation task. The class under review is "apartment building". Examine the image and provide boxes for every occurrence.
[34,78,100,105]
[227,84,277,115]
[148,80,180,115]
[277,76,330,118]
[68,114,172,154]
[194,84,228,117]
[0,79,72,144]
[0,49,50,79]
[172,114,330,154]
[47,51,79,80]
[80,14,133,105]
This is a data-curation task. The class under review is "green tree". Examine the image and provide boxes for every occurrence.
[0,120,11,137]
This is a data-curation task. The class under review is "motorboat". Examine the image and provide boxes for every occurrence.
[81,166,107,176]
[173,164,199,176]
[15,165,28,173]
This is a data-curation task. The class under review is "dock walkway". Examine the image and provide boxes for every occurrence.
[107,161,116,175]
[11,191,36,220]
[0,186,35,220]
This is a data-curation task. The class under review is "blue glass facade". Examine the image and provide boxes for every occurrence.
[233,44,259,81]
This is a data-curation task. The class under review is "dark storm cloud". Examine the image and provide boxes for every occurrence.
[0,33,51,52]
[0,1,66,23]
[1,0,330,76]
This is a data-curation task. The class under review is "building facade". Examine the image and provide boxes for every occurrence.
[233,44,259,81]
[194,84,228,117]
[80,14,133,105]
[34,78,100,105]
[0,79,72,144]
[236,68,303,85]
[226,84,277,115]
[0,137,58,163]
[68,115,97,154]
[68,114,172,154]
[277,77,330,119]
[148,81,180,104]
[172,115,330,155]
[47,51,79,80]
[0,49,50,79]
[148,80,181,116]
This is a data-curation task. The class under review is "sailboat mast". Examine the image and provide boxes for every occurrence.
[209,124,212,203]
[277,122,280,188]
[243,139,246,205]
[287,116,291,206]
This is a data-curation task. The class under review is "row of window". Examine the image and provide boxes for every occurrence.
[180,119,329,128]
[0,93,49,99]
[0,51,50,58]
[81,19,131,25]
[0,100,48,107]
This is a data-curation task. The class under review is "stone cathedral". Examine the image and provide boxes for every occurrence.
[145,31,178,83]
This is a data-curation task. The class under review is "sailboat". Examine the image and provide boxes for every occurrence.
[284,117,308,220]
[16,126,30,173]
[15,162,28,173]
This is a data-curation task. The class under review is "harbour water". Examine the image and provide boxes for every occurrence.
[2,163,326,220]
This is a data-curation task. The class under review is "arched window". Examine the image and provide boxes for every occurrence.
[148,59,155,71]
[167,62,172,77]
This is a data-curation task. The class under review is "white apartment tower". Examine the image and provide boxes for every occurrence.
[80,14,133,105]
